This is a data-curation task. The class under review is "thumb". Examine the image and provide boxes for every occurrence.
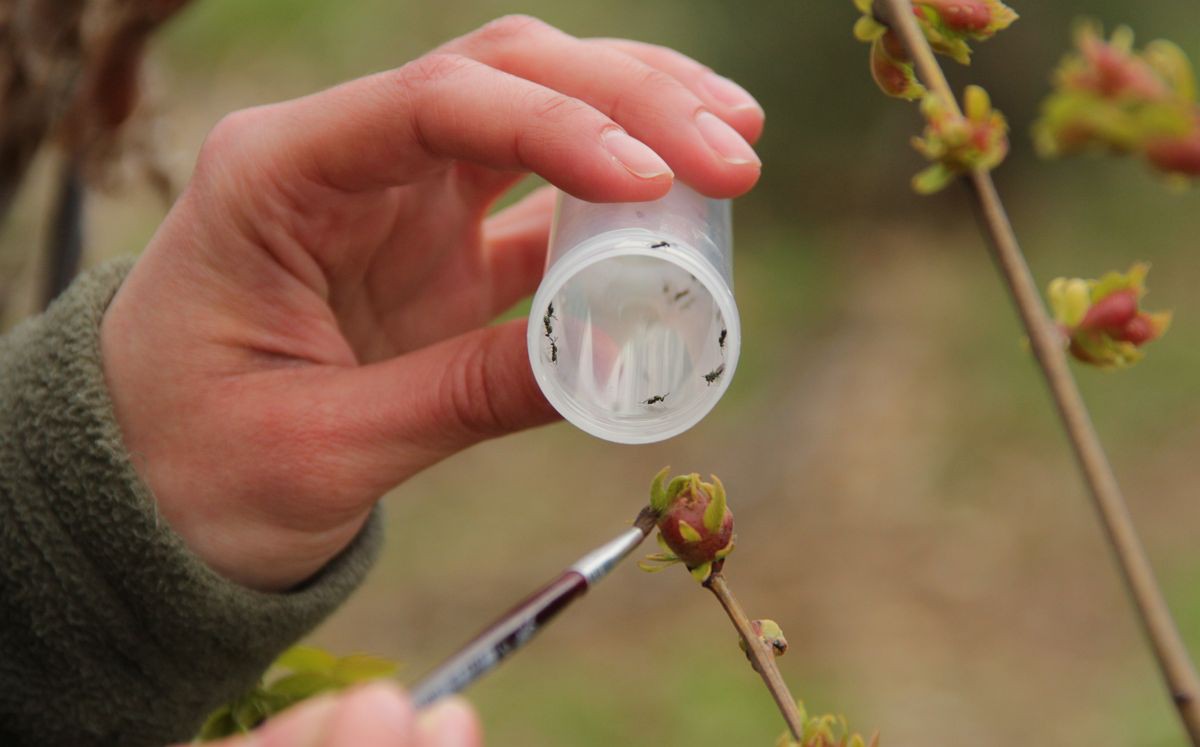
[314,319,560,496]
[196,683,419,746]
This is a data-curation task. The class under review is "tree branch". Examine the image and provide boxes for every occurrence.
[42,157,85,309]
[877,1,1200,742]
[704,570,806,740]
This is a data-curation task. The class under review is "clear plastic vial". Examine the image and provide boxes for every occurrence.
[526,182,740,444]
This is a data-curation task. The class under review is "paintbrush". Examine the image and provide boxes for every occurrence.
[409,506,659,709]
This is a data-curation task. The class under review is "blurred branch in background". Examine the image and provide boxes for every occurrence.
[42,157,83,305]
[0,0,189,308]
[877,0,1200,742]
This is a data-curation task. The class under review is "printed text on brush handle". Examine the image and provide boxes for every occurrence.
[410,573,587,708]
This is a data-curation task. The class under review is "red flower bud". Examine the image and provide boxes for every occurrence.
[658,477,734,569]
[1033,23,1200,177]
[641,469,735,582]
[1146,127,1200,176]
[1074,27,1171,101]
[1048,264,1171,369]
[1079,289,1138,331]
[1114,313,1160,345]
[879,28,909,61]
[870,35,924,100]
[919,0,992,33]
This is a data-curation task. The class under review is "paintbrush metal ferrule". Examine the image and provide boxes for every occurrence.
[569,525,647,585]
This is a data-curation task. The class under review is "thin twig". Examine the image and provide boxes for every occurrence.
[878,1,1200,742]
[704,570,805,740]
[42,157,85,309]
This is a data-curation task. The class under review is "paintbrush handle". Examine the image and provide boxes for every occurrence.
[410,571,587,709]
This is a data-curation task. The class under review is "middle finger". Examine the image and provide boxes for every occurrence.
[440,15,762,199]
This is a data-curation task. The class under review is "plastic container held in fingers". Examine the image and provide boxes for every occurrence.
[526,182,740,444]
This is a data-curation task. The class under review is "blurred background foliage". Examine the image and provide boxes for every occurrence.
[4,1,1200,744]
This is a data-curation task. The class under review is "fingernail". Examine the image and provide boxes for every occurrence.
[701,72,762,112]
[695,111,761,166]
[417,697,478,747]
[602,128,673,180]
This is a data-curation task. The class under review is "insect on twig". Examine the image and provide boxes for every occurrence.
[642,393,669,405]
[650,241,670,249]
[704,364,725,386]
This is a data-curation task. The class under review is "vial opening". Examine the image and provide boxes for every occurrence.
[528,235,738,444]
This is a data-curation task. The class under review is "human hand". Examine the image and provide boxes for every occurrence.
[100,15,764,590]
[194,684,478,747]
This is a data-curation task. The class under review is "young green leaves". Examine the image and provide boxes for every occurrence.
[912,0,1018,65]
[911,85,1009,193]
[853,0,1016,99]
[1048,263,1171,369]
[851,1,1013,192]
[641,467,735,583]
[774,702,880,747]
[1034,22,1200,181]
[855,9,924,101]
[196,646,399,741]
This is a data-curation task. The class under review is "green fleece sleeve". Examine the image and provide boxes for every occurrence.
[0,259,382,746]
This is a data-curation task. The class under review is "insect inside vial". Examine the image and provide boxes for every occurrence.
[642,393,669,405]
[673,289,691,303]
[704,364,725,386]
[542,302,557,337]
[650,241,670,249]
[548,336,559,364]
[718,328,727,349]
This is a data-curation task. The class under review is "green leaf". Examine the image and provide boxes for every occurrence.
[1091,262,1148,302]
[1145,39,1196,102]
[912,163,956,194]
[964,84,990,121]
[274,645,338,675]
[1048,276,1091,326]
[232,696,269,732]
[332,654,400,684]
[649,466,671,512]
[714,535,735,560]
[637,557,678,573]
[853,15,886,42]
[677,520,702,543]
[702,474,727,533]
[642,551,678,562]
[665,475,690,502]
[689,561,713,583]
[266,671,342,700]
[196,706,240,741]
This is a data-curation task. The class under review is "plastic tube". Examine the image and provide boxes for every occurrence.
[526,182,740,444]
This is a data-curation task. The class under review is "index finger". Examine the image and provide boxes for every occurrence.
[208,53,675,202]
